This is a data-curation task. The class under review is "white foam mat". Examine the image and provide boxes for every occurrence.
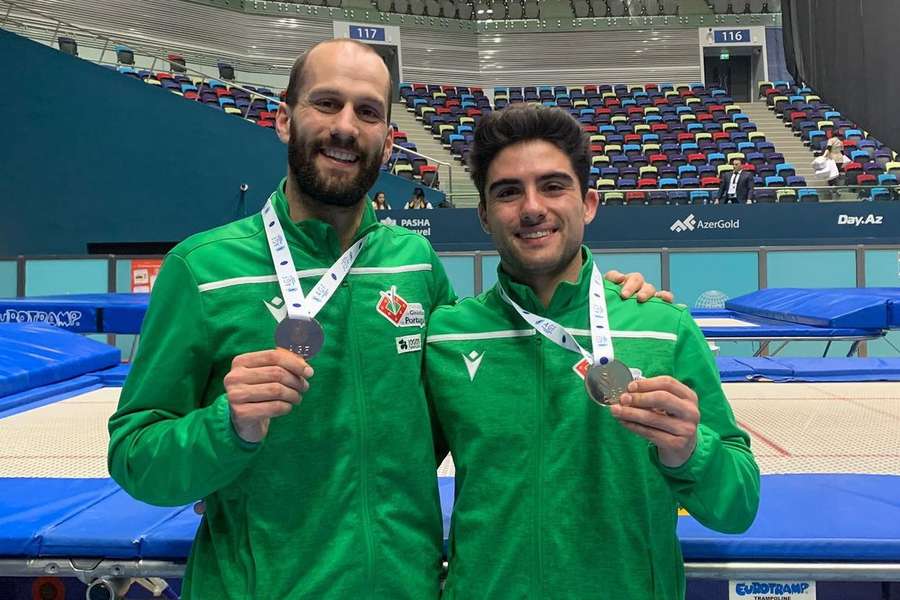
[0,387,120,478]
[1,383,898,479]
[438,382,900,477]
[694,318,760,328]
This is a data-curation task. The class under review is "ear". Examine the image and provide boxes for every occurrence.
[275,102,292,145]
[583,188,600,225]
[477,201,491,234]
[381,129,394,166]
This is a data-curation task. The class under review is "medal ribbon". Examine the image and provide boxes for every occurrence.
[497,263,614,367]
[262,194,368,321]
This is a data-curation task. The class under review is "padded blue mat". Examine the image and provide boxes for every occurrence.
[0,376,102,417]
[693,309,878,338]
[0,294,149,334]
[716,357,900,382]
[1,475,898,562]
[725,288,896,330]
[0,324,119,398]
[94,364,132,386]
[678,474,900,560]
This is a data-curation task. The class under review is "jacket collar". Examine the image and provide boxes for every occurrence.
[270,178,377,260]
[495,247,594,316]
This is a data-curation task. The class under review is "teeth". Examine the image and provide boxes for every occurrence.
[322,148,358,162]
[520,230,552,239]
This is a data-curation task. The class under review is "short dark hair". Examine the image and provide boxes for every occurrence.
[468,105,590,204]
[284,39,392,122]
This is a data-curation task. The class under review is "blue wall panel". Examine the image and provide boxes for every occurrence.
[593,252,662,289]
[670,252,758,309]
[671,251,759,357]
[766,250,857,356]
[481,254,501,291]
[439,255,476,300]
[25,260,108,296]
[0,262,16,298]
[864,250,900,357]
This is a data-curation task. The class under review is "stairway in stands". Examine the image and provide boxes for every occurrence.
[391,103,481,207]
[741,101,819,186]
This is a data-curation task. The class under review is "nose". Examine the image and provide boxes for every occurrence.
[330,103,360,145]
[519,185,546,225]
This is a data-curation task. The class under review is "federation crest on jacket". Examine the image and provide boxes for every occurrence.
[377,286,425,327]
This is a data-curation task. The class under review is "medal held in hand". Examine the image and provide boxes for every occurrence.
[262,195,367,357]
[584,358,633,406]
[275,317,325,358]
[499,262,632,407]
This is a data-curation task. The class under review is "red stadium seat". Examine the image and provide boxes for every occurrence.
[625,191,646,204]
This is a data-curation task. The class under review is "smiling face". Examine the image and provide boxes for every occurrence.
[479,139,598,286]
[276,41,393,207]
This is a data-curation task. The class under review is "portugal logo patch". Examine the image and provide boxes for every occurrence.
[573,358,643,382]
[572,357,591,380]
[377,286,425,327]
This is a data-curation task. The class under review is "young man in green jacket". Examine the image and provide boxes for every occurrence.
[424,105,760,599]
[107,41,661,598]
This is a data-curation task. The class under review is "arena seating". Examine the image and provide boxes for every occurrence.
[110,66,444,188]
[109,65,281,125]
[760,80,899,201]
[401,81,819,205]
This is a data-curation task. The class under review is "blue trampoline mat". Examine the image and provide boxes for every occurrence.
[0,324,119,399]
[693,309,881,339]
[724,288,899,330]
[0,294,149,334]
[716,356,900,382]
[0,474,897,562]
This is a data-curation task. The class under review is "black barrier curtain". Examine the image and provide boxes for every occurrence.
[782,0,900,152]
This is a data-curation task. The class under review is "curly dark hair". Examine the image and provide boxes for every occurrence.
[468,104,590,204]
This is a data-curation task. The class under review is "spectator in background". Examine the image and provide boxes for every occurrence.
[372,191,391,210]
[813,137,851,199]
[405,187,433,209]
[716,156,754,204]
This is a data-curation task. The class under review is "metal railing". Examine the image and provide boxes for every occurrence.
[2,0,459,197]
[0,0,283,109]
[387,144,456,197]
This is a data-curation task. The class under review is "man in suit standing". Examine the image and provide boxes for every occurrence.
[717,157,754,204]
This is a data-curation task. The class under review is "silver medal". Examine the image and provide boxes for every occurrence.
[584,359,633,406]
[275,317,325,358]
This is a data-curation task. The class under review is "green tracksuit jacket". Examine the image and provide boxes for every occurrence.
[424,250,760,600]
[108,181,455,599]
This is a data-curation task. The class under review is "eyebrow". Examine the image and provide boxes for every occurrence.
[487,171,576,195]
[307,88,386,112]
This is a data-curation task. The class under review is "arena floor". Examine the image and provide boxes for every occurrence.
[1,383,897,479]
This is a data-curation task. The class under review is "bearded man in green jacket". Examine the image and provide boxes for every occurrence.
[107,40,662,599]
[425,104,761,600]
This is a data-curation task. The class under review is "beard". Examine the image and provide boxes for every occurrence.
[287,124,384,208]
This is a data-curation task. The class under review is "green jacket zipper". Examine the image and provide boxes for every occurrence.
[534,335,544,599]
[348,279,376,596]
